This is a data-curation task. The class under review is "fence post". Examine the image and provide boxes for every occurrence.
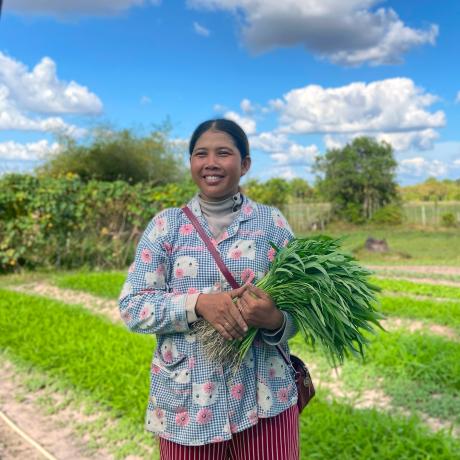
[421,205,426,227]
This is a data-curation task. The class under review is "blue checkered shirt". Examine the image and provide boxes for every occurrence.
[118,193,298,446]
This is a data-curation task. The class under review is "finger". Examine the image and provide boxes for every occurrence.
[222,318,243,339]
[216,323,233,341]
[245,284,267,300]
[230,285,248,299]
[228,302,248,334]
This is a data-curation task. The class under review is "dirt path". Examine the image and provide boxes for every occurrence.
[0,359,114,460]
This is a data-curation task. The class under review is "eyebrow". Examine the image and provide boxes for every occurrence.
[193,145,235,152]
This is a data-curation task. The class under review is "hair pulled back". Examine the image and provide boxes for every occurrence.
[189,119,250,160]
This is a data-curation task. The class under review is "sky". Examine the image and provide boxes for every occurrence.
[0,0,459,185]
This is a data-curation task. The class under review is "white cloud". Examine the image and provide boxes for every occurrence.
[240,98,255,114]
[0,52,102,115]
[7,0,161,16]
[188,0,438,66]
[193,21,210,37]
[223,111,256,134]
[250,131,319,166]
[454,158,460,167]
[272,78,444,152]
[398,157,448,178]
[0,53,100,136]
[140,95,152,105]
[0,140,60,160]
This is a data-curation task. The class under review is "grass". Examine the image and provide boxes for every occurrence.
[0,288,154,424]
[2,287,460,459]
[301,227,460,266]
[372,278,460,300]
[299,397,460,460]
[53,270,126,299]
[379,296,460,330]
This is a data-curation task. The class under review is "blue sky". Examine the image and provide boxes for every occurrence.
[1,0,459,185]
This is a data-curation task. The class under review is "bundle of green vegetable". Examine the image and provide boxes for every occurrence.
[193,235,384,369]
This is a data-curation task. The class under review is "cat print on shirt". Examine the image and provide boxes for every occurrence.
[227,240,256,260]
[148,216,168,242]
[174,256,199,278]
[192,382,219,406]
[147,408,168,433]
[257,378,273,412]
[267,355,286,379]
[138,302,155,330]
[171,367,191,384]
[271,209,292,232]
[161,338,179,363]
[145,265,166,289]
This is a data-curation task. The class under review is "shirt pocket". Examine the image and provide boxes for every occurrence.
[151,353,193,414]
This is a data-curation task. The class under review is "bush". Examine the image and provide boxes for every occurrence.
[441,212,458,228]
[0,174,196,273]
[370,204,404,225]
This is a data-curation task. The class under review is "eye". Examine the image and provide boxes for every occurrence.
[235,245,239,249]
[189,262,192,266]
[248,245,252,249]
[176,262,179,266]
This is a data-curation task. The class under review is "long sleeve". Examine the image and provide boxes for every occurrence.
[118,210,192,335]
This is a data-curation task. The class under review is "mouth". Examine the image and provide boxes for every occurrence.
[202,175,225,185]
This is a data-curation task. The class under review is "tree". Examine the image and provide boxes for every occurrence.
[34,125,186,185]
[288,178,314,202]
[243,178,290,208]
[313,137,400,222]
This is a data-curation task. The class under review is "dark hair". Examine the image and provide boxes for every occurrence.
[189,118,250,160]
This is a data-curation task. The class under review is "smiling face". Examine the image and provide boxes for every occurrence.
[190,129,251,202]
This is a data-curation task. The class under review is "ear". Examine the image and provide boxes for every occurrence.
[240,156,251,177]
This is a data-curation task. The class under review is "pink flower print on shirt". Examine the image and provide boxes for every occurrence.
[175,408,190,427]
[230,249,242,260]
[268,368,276,379]
[128,262,135,273]
[247,409,258,425]
[230,422,238,433]
[187,287,199,294]
[242,204,253,216]
[276,387,289,403]
[151,363,161,374]
[268,247,276,262]
[188,356,196,369]
[203,382,216,394]
[179,224,194,236]
[163,350,173,363]
[196,408,213,425]
[140,306,151,321]
[230,383,245,400]
[163,242,173,254]
[283,239,289,247]
[141,248,152,264]
[212,436,224,443]
[241,268,255,284]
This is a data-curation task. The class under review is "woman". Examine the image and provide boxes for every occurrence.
[118,119,300,459]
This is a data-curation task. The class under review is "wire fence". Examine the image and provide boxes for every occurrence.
[283,201,460,233]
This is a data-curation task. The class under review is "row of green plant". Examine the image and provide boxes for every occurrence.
[1,288,459,459]
[54,270,460,422]
[372,277,460,300]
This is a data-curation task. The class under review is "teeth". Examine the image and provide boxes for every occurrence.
[205,176,222,180]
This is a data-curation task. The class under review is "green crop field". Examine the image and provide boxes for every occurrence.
[1,231,460,459]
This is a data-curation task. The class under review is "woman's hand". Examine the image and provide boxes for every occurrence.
[236,284,284,331]
[195,285,249,340]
